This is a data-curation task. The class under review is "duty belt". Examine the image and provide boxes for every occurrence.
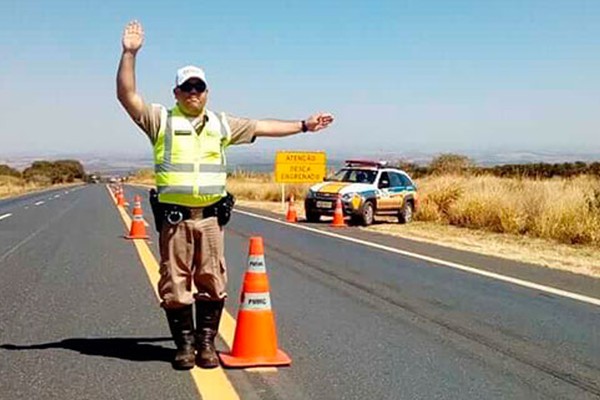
[149,188,234,231]
[165,205,218,225]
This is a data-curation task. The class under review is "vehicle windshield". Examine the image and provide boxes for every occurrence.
[327,168,377,184]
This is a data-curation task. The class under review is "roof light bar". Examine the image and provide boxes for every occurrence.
[344,160,388,168]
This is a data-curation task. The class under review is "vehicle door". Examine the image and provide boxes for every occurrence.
[388,172,406,209]
[377,171,395,210]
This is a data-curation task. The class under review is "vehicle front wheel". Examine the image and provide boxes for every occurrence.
[305,210,321,223]
[398,200,414,224]
[359,201,375,226]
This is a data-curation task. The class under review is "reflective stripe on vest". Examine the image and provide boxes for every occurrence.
[154,163,227,174]
[153,105,231,207]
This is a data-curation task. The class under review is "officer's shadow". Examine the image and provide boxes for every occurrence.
[0,337,173,363]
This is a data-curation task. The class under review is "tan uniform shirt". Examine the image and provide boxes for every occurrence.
[136,103,257,145]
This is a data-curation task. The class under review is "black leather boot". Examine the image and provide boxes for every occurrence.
[165,305,196,370]
[195,299,224,368]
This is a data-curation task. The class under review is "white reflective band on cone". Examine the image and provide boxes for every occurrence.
[247,255,266,273]
[133,215,144,221]
[240,292,271,311]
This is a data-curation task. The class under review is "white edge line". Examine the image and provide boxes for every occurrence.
[0,213,12,221]
[234,209,600,307]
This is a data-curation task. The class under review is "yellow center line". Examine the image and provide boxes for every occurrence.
[107,186,241,400]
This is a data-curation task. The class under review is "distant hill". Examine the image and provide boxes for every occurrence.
[1,148,598,175]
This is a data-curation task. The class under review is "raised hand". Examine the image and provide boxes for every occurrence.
[122,20,144,54]
[305,113,335,132]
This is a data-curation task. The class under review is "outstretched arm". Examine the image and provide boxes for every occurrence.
[254,113,334,137]
[116,20,145,121]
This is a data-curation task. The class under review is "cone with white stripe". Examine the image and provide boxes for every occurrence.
[126,195,149,240]
[117,187,126,207]
[132,195,143,216]
[219,236,291,368]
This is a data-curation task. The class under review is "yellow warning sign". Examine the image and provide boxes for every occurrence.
[275,151,327,183]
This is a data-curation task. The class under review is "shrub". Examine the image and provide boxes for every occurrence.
[429,153,473,175]
[0,164,21,177]
[22,160,85,184]
[416,175,600,246]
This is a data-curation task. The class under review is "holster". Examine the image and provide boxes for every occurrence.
[149,188,165,232]
[148,189,235,232]
[213,192,236,226]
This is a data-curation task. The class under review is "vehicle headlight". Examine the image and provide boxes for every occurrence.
[341,193,353,201]
[306,189,316,199]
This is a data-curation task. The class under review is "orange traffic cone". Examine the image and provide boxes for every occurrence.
[330,196,346,227]
[126,195,149,240]
[285,195,297,223]
[132,195,143,216]
[219,237,291,368]
[117,189,126,207]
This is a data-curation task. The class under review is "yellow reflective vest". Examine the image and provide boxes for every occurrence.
[154,104,231,207]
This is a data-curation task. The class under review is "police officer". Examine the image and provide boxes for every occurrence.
[116,20,334,370]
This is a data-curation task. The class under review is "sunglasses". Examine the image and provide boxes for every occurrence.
[178,81,206,93]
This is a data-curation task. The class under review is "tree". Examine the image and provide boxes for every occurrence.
[429,153,472,175]
[22,160,85,184]
[0,164,21,177]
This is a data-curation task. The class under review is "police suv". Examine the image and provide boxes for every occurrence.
[304,160,418,226]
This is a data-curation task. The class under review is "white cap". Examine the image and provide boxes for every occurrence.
[175,65,207,87]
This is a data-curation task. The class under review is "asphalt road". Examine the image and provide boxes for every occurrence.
[0,184,598,400]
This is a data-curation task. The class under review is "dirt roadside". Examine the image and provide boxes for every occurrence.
[237,200,600,279]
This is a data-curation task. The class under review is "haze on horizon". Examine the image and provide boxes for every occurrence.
[1,0,599,158]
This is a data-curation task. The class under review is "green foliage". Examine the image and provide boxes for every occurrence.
[481,161,600,179]
[0,164,21,178]
[391,156,599,180]
[22,160,85,184]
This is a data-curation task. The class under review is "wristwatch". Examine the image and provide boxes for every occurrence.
[301,120,308,133]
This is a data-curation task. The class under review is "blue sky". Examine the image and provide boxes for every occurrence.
[1,0,599,158]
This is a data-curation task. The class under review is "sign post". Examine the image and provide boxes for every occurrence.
[274,151,327,208]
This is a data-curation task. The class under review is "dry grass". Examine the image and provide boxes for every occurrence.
[226,170,311,201]
[417,175,600,247]
[129,169,155,186]
[128,170,600,272]
[0,175,48,199]
[132,171,600,247]
[0,176,83,199]
[229,172,600,248]
[0,176,84,199]
[128,169,312,200]
[130,169,312,199]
